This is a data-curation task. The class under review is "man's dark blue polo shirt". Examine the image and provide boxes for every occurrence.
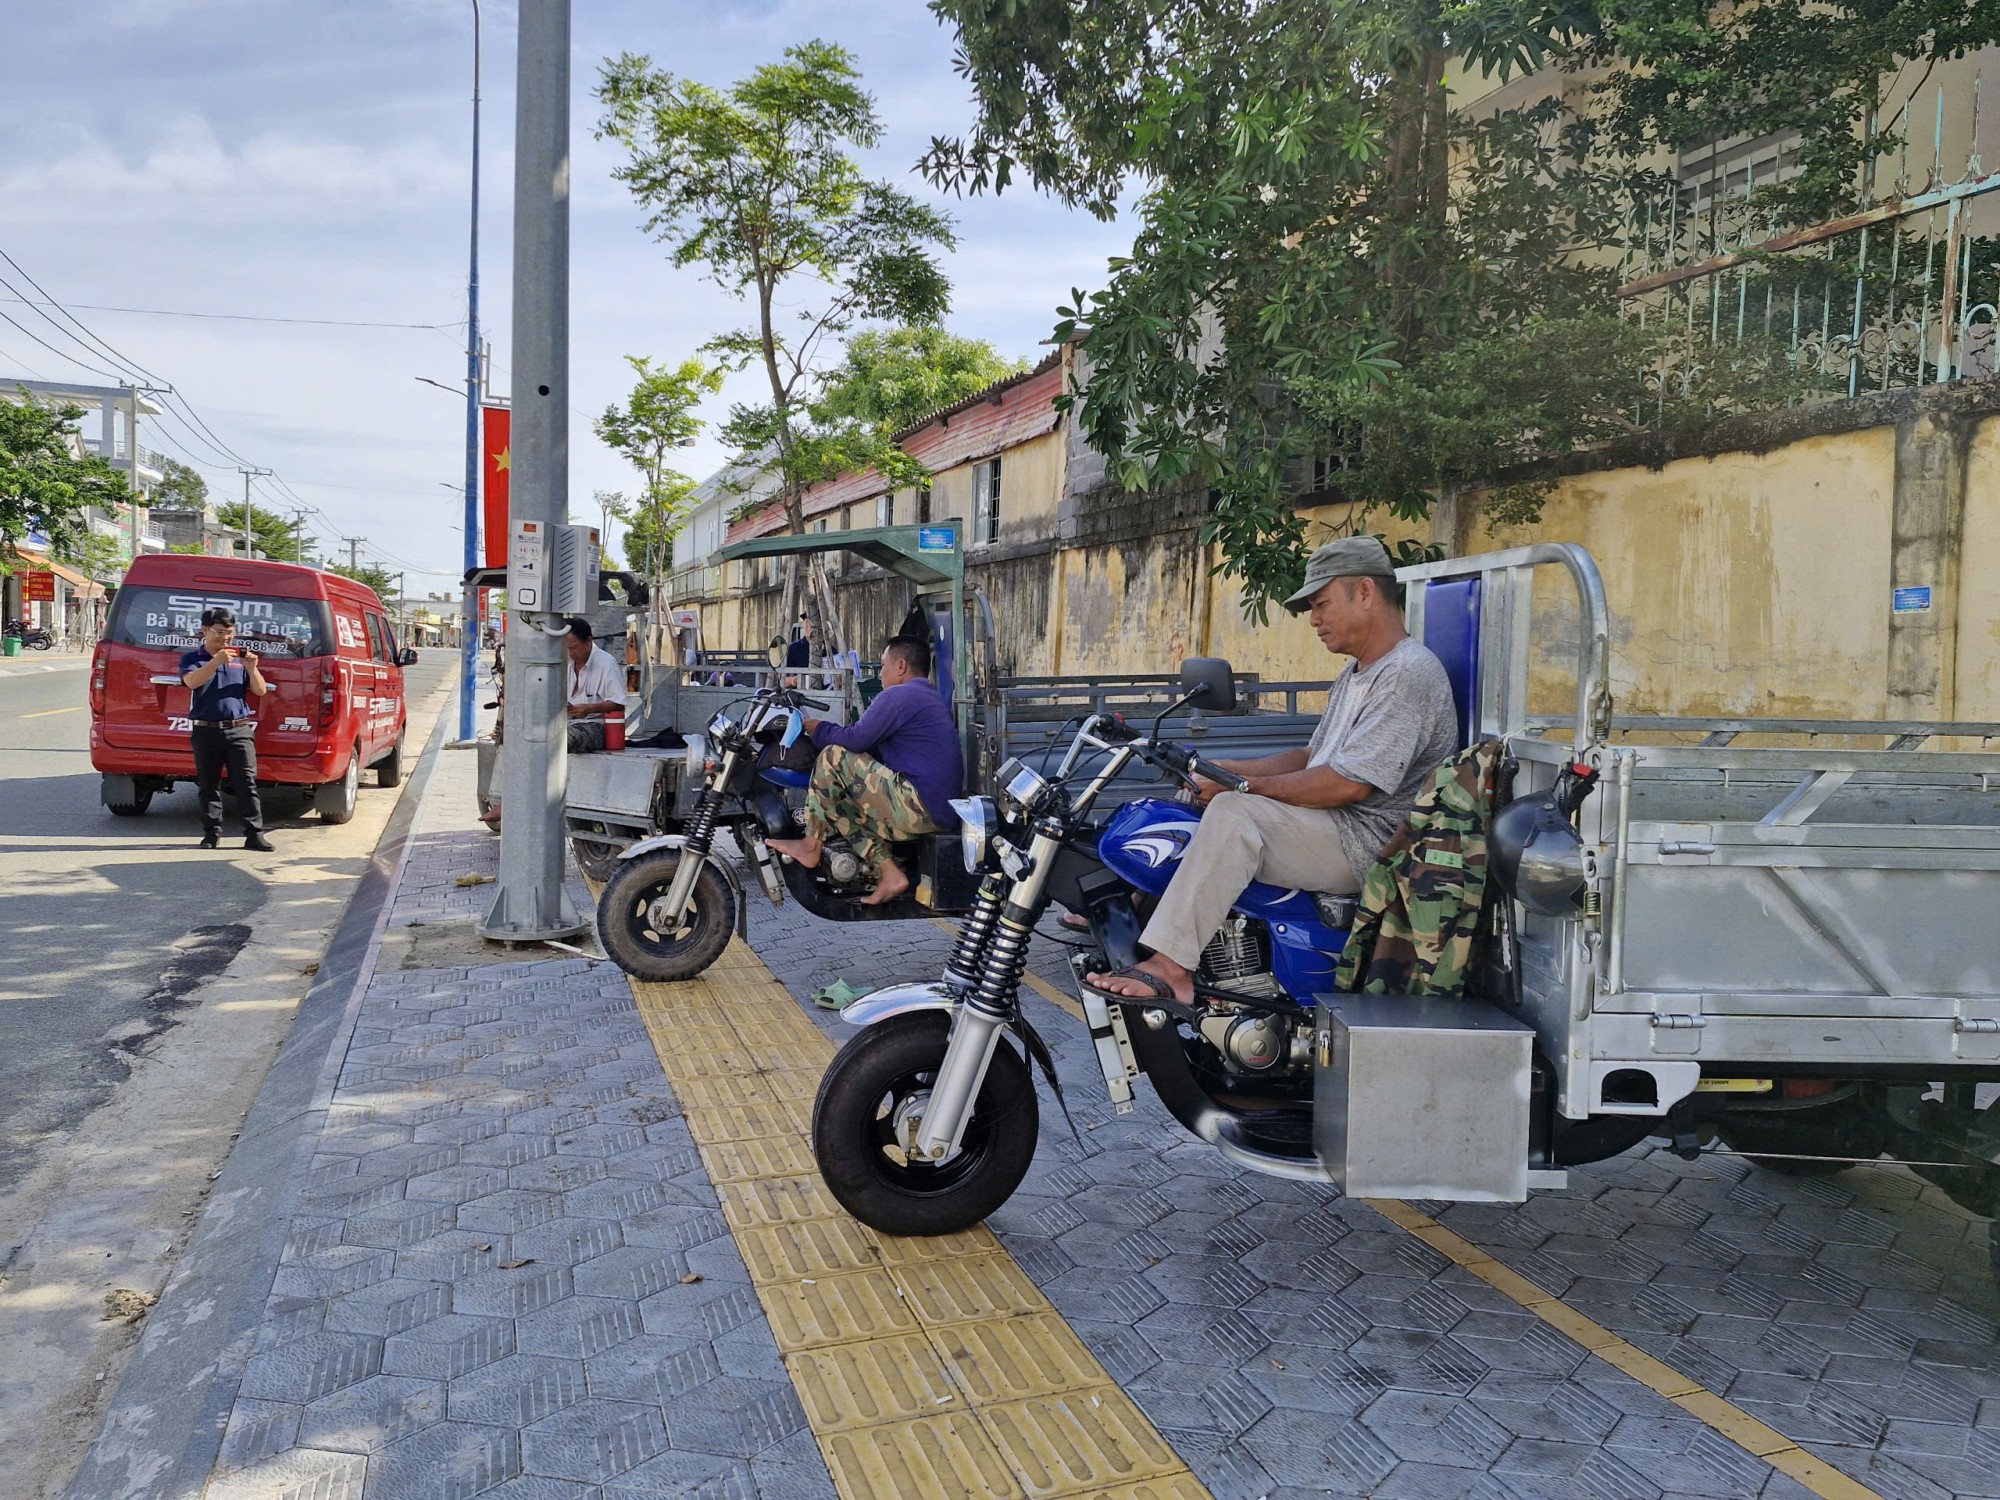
[179,649,254,722]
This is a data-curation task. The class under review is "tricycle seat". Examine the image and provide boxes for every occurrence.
[760,767,811,790]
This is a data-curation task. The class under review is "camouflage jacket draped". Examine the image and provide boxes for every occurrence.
[1333,739,1507,997]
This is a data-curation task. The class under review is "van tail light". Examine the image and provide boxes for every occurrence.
[89,643,108,716]
[318,661,339,724]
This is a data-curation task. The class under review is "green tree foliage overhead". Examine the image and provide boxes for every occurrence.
[812,326,1026,434]
[594,355,723,581]
[925,0,2000,617]
[1582,0,2000,223]
[215,500,304,563]
[0,391,129,567]
[153,456,210,511]
[329,562,399,600]
[595,41,957,543]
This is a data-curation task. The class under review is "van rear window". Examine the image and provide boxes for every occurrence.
[108,587,333,659]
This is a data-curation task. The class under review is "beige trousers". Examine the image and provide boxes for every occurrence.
[1139,792,1362,970]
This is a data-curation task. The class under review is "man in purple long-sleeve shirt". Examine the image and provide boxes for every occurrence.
[766,634,964,905]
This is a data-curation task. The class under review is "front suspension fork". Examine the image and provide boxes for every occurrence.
[654,791,723,924]
[912,886,1043,1161]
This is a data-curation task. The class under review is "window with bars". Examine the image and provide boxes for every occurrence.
[917,484,932,525]
[972,459,1002,545]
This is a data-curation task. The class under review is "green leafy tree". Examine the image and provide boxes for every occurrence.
[153,456,209,511]
[595,40,958,587]
[594,355,722,590]
[329,562,398,600]
[926,0,2000,617]
[215,500,303,562]
[812,326,1024,434]
[0,391,129,567]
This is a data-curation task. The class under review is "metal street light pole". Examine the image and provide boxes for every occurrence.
[482,0,583,942]
[458,0,484,742]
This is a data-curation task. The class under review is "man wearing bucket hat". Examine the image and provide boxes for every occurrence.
[1087,534,1460,1005]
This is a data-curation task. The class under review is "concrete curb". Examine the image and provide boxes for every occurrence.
[64,695,456,1500]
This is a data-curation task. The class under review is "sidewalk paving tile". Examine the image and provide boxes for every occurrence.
[190,737,2000,1500]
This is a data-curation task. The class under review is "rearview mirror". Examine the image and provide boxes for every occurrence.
[399,647,419,666]
[1177,657,1236,713]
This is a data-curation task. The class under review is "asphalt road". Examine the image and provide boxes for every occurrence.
[0,652,454,1197]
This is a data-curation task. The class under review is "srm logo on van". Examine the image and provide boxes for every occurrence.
[168,593,276,619]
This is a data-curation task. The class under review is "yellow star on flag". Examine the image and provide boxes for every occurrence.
[493,446,511,472]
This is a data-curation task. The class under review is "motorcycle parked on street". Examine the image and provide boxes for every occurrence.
[807,658,1373,1234]
[6,619,55,651]
[595,685,981,982]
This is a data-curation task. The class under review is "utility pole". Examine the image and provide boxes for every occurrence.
[237,467,274,557]
[289,509,310,565]
[458,0,484,743]
[343,537,363,572]
[483,0,585,943]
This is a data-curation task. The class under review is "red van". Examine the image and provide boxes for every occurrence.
[90,555,414,824]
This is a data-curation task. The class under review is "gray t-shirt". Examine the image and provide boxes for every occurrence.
[1305,636,1462,875]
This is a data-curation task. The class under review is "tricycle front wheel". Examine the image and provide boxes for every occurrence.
[596,849,733,982]
[812,1012,1038,1236]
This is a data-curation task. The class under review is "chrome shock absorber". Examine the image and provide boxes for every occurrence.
[655,787,724,925]
[914,824,1061,1162]
[941,874,1007,994]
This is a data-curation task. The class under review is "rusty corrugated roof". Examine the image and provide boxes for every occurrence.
[727,354,1067,543]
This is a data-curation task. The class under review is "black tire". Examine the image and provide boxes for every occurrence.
[1715,1102,1885,1177]
[1989,1217,1998,1284]
[375,727,404,788]
[596,850,734,982]
[572,829,622,882]
[29,635,51,650]
[316,749,360,824]
[106,788,153,817]
[812,1011,1039,1236]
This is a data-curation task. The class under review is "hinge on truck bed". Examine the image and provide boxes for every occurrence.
[1652,1013,1707,1030]
[1956,1005,2000,1060]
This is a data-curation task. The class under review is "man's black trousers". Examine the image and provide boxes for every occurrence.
[191,721,264,836]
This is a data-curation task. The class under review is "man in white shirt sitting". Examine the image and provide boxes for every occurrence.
[564,618,625,753]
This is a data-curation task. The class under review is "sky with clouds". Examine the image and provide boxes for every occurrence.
[0,0,1129,590]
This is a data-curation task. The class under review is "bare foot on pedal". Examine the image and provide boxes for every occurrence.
[765,834,824,869]
[858,861,911,906]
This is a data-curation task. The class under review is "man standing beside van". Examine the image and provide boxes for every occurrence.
[179,606,275,852]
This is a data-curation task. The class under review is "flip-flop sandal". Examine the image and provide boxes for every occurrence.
[1058,912,1090,932]
[1082,965,1179,1003]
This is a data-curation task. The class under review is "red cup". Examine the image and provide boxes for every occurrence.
[603,716,625,751]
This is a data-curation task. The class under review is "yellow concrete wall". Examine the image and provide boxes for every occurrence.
[1956,414,2000,719]
[1474,427,1898,719]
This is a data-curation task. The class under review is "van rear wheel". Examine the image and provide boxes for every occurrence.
[106,788,153,817]
[316,750,360,824]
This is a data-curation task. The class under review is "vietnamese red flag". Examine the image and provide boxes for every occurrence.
[481,405,511,568]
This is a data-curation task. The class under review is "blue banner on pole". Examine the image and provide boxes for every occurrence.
[918,526,955,552]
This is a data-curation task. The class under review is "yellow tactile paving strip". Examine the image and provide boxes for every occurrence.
[1367,1199,1884,1500]
[627,939,1211,1500]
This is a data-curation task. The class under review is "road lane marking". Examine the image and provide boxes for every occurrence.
[625,940,1208,1500]
[1364,1198,1884,1500]
[21,706,82,718]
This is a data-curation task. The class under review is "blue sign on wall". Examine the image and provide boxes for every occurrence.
[917,526,955,552]
[1892,585,1933,614]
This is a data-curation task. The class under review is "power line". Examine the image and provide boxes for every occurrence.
[0,296,457,331]
[0,306,128,382]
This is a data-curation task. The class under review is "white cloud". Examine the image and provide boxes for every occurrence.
[0,118,466,228]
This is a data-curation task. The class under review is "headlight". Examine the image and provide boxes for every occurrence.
[949,796,996,873]
[706,710,733,738]
[998,758,1052,818]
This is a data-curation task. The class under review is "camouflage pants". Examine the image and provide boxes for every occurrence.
[804,743,938,870]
